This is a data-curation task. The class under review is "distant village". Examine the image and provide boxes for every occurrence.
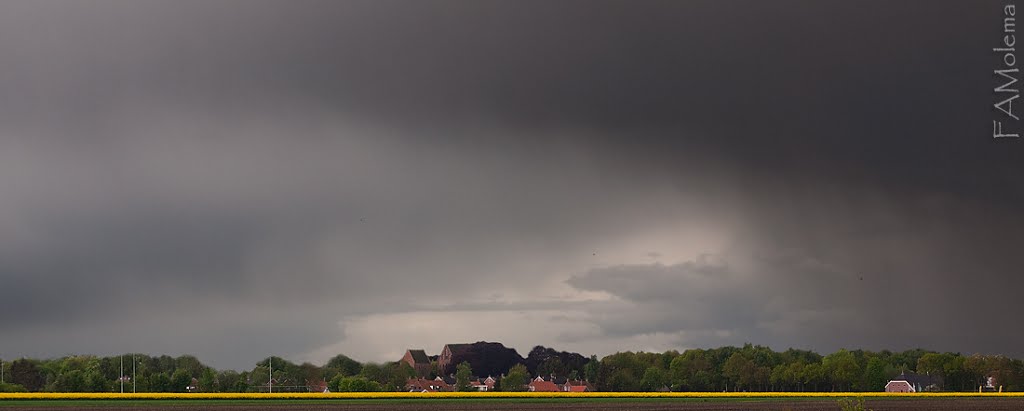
[398,343,594,392]
[382,342,1014,394]
[1,343,1019,393]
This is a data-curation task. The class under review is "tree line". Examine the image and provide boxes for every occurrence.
[1,345,1021,393]
[593,345,1023,392]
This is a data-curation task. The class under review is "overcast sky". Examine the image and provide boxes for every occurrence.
[1,0,1021,371]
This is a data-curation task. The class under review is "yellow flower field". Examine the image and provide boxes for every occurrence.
[1,392,1022,400]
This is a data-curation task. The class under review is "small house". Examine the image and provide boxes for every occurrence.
[528,376,560,392]
[884,371,939,393]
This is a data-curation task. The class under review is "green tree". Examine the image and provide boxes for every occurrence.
[784,361,807,391]
[455,361,473,391]
[670,350,713,391]
[770,364,787,391]
[835,351,863,390]
[823,349,860,391]
[502,364,529,392]
[9,359,45,392]
[151,355,176,376]
[640,367,669,391]
[917,352,958,390]
[330,376,381,392]
[218,370,242,393]
[54,370,87,392]
[964,354,989,390]
[357,363,387,386]
[801,362,825,392]
[325,354,362,379]
[943,355,968,391]
[604,369,640,391]
[327,374,344,392]
[0,382,27,393]
[97,357,121,382]
[148,372,172,393]
[255,357,299,390]
[198,368,217,392]
[584,355,600,383]
[248,366,270,392]
[174,356,205,378]
[297,362,325,389]
[85,370,109,392]
[230,371,249,393]
[599,352,645,391]
[170,369,192,393]
[388,362,416,391]
[537,357,565,378]
[861,357,889,392]
[722,353,755,391]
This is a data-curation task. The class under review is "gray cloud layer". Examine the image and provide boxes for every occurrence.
[0,0,1021,370]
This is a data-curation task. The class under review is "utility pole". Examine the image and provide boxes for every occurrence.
[120,356,124,393]
[132,354,136,393]
[269,357,273,393]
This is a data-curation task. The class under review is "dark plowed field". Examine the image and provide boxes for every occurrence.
[4,398,1024,411]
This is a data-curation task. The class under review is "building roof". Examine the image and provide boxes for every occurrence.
[306,379,329,393]
[408,377,451,392]
[529,379,561,392]
[471,378,494,387]
[407,349,430,364]
[888,372,939,390]
[445,344,472,354]
[897,372,935,385]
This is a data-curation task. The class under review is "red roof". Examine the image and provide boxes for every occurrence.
[529,379,560,392]
[563,380,595,392]
[406,377,452,392]
[306,380,329,393]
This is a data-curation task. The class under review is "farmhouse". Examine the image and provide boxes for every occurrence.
[404,375,497,392]
[884,379,914,393]
[527,376,560,392]
[470,376,496,391]
[884,371,939,393]
[405,376,453,392]
[562,379,595,392]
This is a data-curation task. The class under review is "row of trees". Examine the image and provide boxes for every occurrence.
[593,345,1024,392]
[0,354,213,393]
[2,345,1022,392]
[0,354,382,393]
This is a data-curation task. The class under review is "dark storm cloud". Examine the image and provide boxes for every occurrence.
[0,0,1021,368]
[567,184,1024,356]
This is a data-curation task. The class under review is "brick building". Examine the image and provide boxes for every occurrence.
[400,349,432,377]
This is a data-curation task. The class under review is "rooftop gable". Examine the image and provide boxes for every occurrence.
[407,349,430,364]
